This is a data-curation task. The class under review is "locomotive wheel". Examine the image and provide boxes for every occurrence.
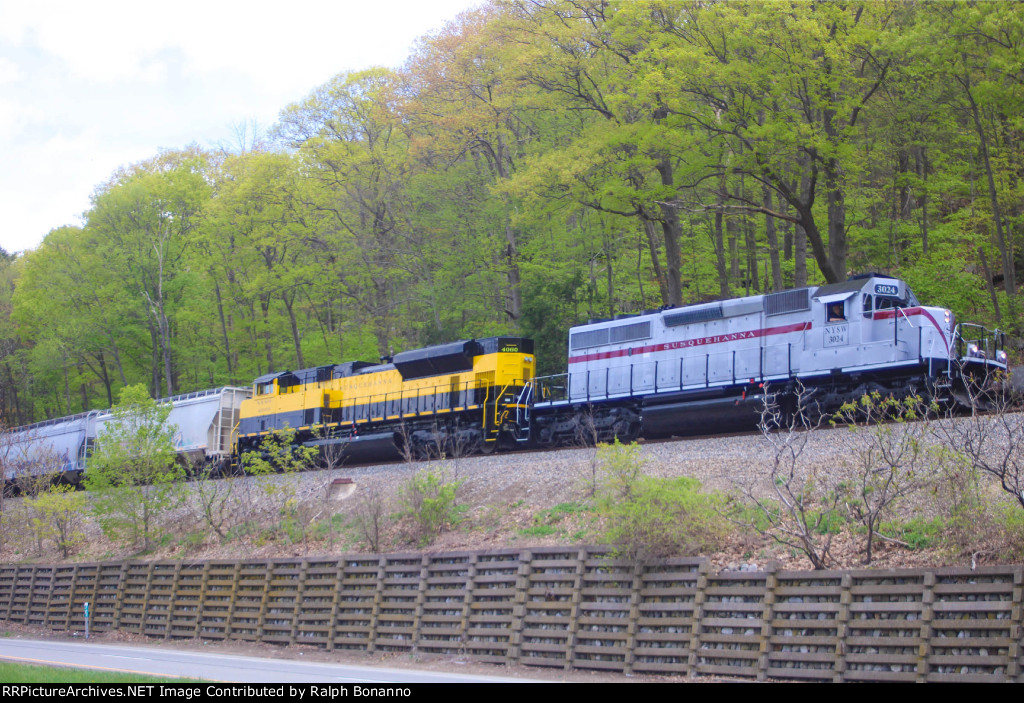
[612,420,639,443]
[411,437,435,461]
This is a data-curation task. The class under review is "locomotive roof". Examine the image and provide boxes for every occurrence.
[570,274,910,336]
[252,371,291,385]
[812,277,872,298]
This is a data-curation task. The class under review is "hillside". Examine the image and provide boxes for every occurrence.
[5,413,1022,571]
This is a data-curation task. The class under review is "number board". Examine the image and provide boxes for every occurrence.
[874,283,899,296]
[823,324,849,347]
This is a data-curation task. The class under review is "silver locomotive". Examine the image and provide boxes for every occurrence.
[532,274,1007,444]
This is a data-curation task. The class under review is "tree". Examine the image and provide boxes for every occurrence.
[25,485,87,558]
[934,379,1024,512]
[14,226,139,412]
[276,69,417,356]
[833,393,936,564]
[739,384,847,570]
[86,151,210,397]
[84,384,183,551]
[912,2,1024,328]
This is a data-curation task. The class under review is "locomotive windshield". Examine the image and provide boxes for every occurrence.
[862,282,920,317]
[877,289,919,310]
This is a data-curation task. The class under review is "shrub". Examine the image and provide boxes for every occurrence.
[519,524,559,538]
[594,438,645,504]
[400,470,465,545]
[833,392,936,563]
[351,484,387,552]
[738,383,849,569]
[994,500,1024,561]
[84,385,184,551]
[25,484,87,558]
[600,476,730,562]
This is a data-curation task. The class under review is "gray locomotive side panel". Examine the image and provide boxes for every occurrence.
[561,275,965,407]
[566,290,812,403]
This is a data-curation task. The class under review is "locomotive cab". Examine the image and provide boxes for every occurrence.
[810,274,1006,394]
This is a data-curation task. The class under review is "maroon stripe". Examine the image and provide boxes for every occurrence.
[568,321,811,365]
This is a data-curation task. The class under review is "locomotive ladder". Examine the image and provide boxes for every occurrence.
[514,381,533,442]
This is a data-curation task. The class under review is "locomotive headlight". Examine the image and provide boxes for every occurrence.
[968,343,980,357]
[997,350,1008,363]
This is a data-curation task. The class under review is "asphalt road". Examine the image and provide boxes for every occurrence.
[0,638,546,683]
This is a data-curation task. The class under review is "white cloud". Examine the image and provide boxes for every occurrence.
[0,1,478,88]
[0,57,22,84]
[0,98,45,139]
[0,0,481,253]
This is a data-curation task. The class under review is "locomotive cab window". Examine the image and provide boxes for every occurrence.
[826,301,846,322]
[875,296,906,311]
[862,294,873,318]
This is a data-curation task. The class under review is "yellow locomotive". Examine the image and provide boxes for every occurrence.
[236,337,535,460]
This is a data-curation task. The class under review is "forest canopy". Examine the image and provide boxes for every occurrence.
[0,0,1021,424]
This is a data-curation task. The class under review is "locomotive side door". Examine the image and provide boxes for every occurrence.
[811,291,857,371]
[820,294,852,349]
[861,292,883,343]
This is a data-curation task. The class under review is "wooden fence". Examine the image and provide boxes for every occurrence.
[0,548,1021,682]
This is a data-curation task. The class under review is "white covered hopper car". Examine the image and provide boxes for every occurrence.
[3,387,250,483]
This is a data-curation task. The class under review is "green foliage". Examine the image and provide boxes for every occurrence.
[810,508,848,536]
[933,454,987,556]
[279,512,307,545]
[174,530,207,552]
[83,384,184,551]
[0,661,207,683]
[240,428,317,477]
[518,524,559,538]
[310,513,349,544]
[236,429,320,549]
[537,501,589,523]
[728,500,776,534]
[519,501,591,540]
[590,439,731,561]
[599,476,731,563]
[993,501,1024,561]
[400,470,466,546]
[880,517,945,551]
[24,485,87,558]
[594,438,645,504]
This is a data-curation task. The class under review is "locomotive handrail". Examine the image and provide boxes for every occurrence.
[954,321,1004,360]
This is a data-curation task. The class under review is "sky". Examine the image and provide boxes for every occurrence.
[0,0,480,255]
